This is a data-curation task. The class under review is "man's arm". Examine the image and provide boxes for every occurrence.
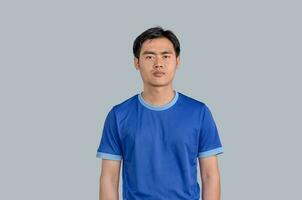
[199,155,221,200]
[99,159,121,200]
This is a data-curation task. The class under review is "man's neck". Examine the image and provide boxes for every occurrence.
[141,86,176,106]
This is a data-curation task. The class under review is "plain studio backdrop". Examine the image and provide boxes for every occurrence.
[0,0,301,199]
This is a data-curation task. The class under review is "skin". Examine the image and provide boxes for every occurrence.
[99,37,221,200]
[133,37,180,106]
[99,160,121,200]
[199,155,221,200]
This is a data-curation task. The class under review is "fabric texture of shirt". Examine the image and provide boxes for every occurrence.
[96,90,224,200]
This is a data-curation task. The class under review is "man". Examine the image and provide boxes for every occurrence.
[96,26,224,200]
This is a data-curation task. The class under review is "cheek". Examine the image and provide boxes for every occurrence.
[140,69,151,79]
[170,70,176,77]
[168,68,178,78]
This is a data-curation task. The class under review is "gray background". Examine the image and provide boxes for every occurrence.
[0,0,301,199]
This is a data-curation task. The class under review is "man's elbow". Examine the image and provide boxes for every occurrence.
[201,171,221,184]
[99,176,119,200]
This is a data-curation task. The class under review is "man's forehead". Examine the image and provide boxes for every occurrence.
[142,38,173,48]
[140,38,175,55]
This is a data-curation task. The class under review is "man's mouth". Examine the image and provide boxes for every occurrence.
[153,71,165,77]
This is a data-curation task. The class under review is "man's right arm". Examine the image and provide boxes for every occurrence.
[99,159,122,200]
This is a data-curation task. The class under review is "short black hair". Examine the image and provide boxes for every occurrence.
[133,26,180,59]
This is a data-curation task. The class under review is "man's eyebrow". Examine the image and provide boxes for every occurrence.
[160,51,173,54]
[142,50,173,55]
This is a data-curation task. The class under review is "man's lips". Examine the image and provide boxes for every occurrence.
[153,71,165,77]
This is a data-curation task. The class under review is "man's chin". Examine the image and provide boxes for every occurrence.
[148,81,171,87]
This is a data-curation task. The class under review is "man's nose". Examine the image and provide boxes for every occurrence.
[154,57,163,68]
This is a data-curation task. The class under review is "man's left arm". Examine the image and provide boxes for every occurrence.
[199,155,221,200]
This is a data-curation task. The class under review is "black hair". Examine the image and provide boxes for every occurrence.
[133,26,180,59]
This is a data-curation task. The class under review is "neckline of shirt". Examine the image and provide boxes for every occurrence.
[138,90,179,111]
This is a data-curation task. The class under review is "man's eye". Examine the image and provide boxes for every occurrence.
[146,56,152,59]
[163,55,170,58]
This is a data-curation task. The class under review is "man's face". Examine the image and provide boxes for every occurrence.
[134,37,180,88]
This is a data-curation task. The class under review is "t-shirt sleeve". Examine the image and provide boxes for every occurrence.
[198,104,224,158]
[96,106,123,160]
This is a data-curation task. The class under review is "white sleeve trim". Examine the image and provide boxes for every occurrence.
[96,152,122,160]
[198,147,224,158]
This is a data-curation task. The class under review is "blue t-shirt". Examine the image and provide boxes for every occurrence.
[96,90,224,200]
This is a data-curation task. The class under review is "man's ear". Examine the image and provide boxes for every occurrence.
[134,57,140,70]
[176,56,180,69]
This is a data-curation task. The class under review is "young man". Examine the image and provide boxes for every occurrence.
[96,26,224,200]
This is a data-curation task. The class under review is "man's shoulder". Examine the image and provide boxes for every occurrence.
[110,93,138,114]
[108,91,209,115]
[178,91,207,109]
